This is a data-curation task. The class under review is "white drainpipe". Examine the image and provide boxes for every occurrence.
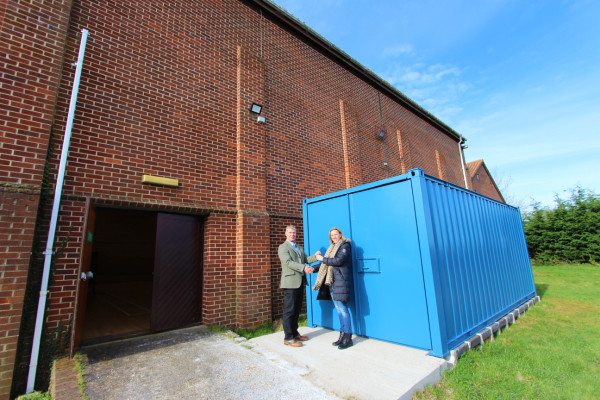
[26,28,89,393]
[458,135,469,189]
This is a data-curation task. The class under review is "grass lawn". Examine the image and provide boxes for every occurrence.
[414,264,600,400]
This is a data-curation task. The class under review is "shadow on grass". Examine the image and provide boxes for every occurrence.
[535,283,549,299]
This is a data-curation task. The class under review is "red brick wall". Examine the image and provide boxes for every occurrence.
[0,0,73,188]
[0,190,39,400]
[202,212,237,327]
[235,212,271,327]
[1,0,74,397]
[470,166,505,203]
[43,199,85,329]
[1,0,469,395]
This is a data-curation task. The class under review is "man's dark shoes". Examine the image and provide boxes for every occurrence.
[338,332,353,350]
[284,339,302,347]
[332,331,344,346]
[294,334,309,342]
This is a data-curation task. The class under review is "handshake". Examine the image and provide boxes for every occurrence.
[304,251,323,274]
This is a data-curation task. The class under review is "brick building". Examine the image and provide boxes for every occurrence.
[466,159,505,203]
[1,0,471,396]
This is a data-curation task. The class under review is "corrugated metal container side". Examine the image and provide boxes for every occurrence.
[412,172,536,356]
[303,169,536,358]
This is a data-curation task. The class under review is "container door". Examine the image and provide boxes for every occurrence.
[304,195,354,331]
[349,181,431,350]
[151,213,203,332]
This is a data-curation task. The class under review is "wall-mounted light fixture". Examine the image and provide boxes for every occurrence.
[250,103,263,114]
[257,115,266,123]
[461,144,469,150]
[378,130,386,139]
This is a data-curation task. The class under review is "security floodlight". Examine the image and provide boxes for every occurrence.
[250,103,263,114]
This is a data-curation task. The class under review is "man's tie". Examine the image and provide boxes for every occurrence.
[292,242,300,257]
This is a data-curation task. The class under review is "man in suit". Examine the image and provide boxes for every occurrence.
[278,225,320,347]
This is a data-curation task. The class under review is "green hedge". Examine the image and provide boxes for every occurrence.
[522,187,600,264]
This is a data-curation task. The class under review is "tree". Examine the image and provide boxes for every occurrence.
[522,187,600,264]
[490,168,531,213]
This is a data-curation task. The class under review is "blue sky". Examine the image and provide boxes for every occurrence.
[270,0,600,210]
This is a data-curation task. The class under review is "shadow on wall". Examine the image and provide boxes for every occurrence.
[315,244,335,329]
[353,243,368,335]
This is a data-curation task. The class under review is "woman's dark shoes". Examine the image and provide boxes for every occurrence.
[338,332,353,350]
[332,331,344,346]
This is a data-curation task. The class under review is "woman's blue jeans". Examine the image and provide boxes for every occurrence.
[330,287,351,334]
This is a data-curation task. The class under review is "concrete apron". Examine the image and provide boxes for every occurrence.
[249,327,450,400]
[82,325,449,400]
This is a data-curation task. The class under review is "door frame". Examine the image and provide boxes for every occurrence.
[70,204,206,352]
[70,198,96,357]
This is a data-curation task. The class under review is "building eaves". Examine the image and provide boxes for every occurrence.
[244,0,464,142]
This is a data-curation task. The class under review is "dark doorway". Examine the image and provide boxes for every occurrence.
[81,208,203,344]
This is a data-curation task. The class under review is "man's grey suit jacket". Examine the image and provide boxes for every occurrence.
[278,241,317,289]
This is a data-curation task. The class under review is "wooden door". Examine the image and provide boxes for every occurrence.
[151,213,203,332]
[71,199,96,356]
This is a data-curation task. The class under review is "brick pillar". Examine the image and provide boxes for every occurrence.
[435,149,446,180]
[235,211,271,328]
[396,129,407,174]
[397,128,415,172]
[202,213,237,327]
[234,45,270,328]
[339,99,363,188]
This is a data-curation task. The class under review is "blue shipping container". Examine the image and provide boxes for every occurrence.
[303,169,536,357]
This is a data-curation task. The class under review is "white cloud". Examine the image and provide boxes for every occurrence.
[382,44,414,57]
[458,83,600,207]
[379,62,471,122]
[378,53,600,208]
[384,63,462,86]
[526,85,546,94]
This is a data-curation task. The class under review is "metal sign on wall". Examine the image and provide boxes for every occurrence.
[303,169,536,357]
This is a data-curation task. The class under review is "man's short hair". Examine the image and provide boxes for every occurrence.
[285,225,297,232]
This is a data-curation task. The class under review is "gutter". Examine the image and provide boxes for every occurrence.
[458,136,469,189]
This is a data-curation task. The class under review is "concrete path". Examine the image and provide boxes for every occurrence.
[249,327,449,400]
[82,325,449,400]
